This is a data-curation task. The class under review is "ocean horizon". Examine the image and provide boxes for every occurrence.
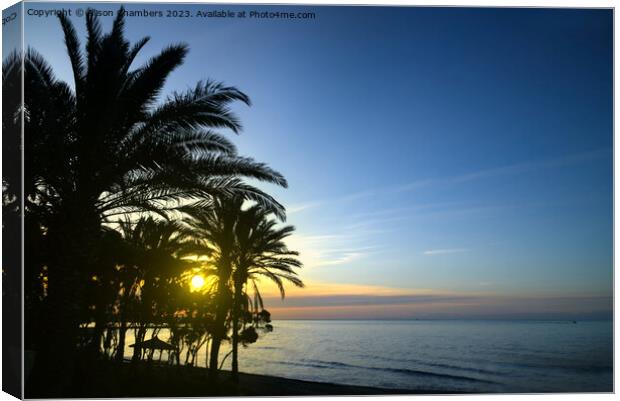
[121,319,613,393]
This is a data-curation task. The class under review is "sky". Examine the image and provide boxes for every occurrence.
[12,3,613,319]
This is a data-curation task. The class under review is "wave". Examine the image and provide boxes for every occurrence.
[379,367,497,384]
[357,353,498,376]
[367,354,612,376]
[277,359,498,385]
[496,361,613,374]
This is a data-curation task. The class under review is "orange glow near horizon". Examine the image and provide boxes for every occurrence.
[252,279,612,320]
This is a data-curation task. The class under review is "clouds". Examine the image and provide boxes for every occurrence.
[423,248,469,256]
[261,281,613,320]
[277,148,612,308]
[256,279,612,321]
[286,148,611,217]
[284,232,378,269]
[257,280,455,298]
[283,148,611,269]
[287,201,323,214]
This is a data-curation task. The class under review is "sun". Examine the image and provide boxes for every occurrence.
[190,274,205,291]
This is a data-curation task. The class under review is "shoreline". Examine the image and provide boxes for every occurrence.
[47,360,458,397]
[213,369,450,396]
[26,353,613,397]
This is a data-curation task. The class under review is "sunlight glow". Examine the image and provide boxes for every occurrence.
[190,274,205,291]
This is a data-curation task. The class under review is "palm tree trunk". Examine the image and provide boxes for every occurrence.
[209,305,227,377]
[209,266,232,379]
[231,280,243,382]
[132,325,146,361]
[27,202,100,397]
[115,293,129,362]
[204,338,210,368]
[88,315,105,356]
[208,336,222,376]
[115,320,127,362]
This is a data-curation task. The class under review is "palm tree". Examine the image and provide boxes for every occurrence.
[230,205,303,381]
[183,199,303,380]
[81,226,132,356]
[114,217,196,362]
[183,197,243,378]
[12,9,288,395]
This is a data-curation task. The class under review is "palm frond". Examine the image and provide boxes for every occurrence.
[25,49,57,89]
[58,13,84,88]
[123,36,150,75]
[135,79,250,138]
[85,9,103,74]
[121,43,188,119]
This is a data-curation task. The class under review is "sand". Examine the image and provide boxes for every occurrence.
[47,361,456,397]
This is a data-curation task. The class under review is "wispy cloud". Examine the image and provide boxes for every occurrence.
[284,232,380,269]
[314,251,366,266]
[423,248,469,255]
[287,201,323,214]
[283,149,609,271]
[256,279,612,320]
[268,296,613,320]
[450,148,610,184]
[286,148,610,216]
[286,189,380,215]
[258,280,453,298]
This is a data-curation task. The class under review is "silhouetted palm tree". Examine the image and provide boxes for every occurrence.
[183,197,242,378]
[184,198,302,379]
[11,8,288,395]
[230,205,303,380]
[114,217,195,362]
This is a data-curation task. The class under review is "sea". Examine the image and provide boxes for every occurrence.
[122,320,613,393]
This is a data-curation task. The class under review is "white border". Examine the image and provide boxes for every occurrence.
[0,1,615,401]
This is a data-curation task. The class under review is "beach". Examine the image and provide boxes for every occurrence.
[216,371,431,396]
[39,361,435,398]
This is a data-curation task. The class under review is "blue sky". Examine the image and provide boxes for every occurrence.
[16,4,613,319]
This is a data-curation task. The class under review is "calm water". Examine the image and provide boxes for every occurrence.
[124,320,613,393]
